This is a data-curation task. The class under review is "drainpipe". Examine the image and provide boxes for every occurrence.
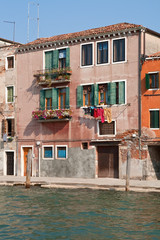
[138,29,142,159]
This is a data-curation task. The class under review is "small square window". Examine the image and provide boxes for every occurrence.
[56,146,68,159]
[146,72,159,89]
[82,142,88,149]
[99,121,115,135]
[6,56,14,69]
[43,146,54,159]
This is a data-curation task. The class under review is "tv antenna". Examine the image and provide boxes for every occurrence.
[27,1,39,43]
[3,21,15,42]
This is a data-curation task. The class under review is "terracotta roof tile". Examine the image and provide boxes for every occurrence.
[26,22,142,46]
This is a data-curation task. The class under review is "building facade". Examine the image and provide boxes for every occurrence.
[0,38,20,176]
[15,23,160,179]
[141,52,160,179]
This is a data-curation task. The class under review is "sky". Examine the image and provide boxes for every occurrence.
[0,0,160,44]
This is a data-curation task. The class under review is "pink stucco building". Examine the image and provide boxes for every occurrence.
[16,23,160,179]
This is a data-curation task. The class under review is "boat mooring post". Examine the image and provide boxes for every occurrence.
[26,149,32,188]
[125,145,131,191]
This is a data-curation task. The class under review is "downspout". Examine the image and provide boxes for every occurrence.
[138,29,142,159]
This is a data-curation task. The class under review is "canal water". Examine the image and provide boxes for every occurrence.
[0,186,160,240]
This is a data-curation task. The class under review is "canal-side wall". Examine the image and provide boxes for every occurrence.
[40,147,96,178]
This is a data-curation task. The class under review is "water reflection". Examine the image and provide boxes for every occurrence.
[0,186,160,239]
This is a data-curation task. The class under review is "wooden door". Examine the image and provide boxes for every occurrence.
[6,152,14,175]
[23,147,32,176]
[98,146,119,178]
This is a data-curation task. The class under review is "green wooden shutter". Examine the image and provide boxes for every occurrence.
[90,84,94,106]
[150,111,159,128]
[45,51,53,70]
[156,72,159,88]
[66,48,70,68]
[94,83,99,106]
[109,82,116,105]
[40,89,45,110]
[146,73,150,89]
[77,85,83,108]
[119,81,125,104]
[52,88,58,109]
[45,89,52,98]
[65,87,70,109]
[53,50,58,69]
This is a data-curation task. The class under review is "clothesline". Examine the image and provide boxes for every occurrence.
[83,106,112,123]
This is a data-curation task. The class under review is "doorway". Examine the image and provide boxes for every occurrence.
[6,152,14,175]
[23,147,32,176]
[97,146,119,178]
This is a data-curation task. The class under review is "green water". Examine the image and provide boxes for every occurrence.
[0,186,160,240]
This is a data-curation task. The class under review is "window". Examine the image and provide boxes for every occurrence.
[77,85,94,107]
[56,145,68,159]
[98,81,125,105]
[82,142,88,150]
[113,38,125,63]
[77,81,125,107]
[6,56,14,69]
[43,146,54,159]
[45,48,70,70]
[150,110,159,129]
[81,43,93,66]
[40,87,70,110]
[2,119,15,138]
[146,72,159,89]
[6,86,14,103]
[97,41,109,64]
[98,121,115,135]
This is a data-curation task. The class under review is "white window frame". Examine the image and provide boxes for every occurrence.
[112,37,127,64]
[6,55,15,70]
[6,85,15,103]
[97,120,116,137]
[147,71,159,90]
[96,39,110,66]
[42,145,54,160]
[149,109,160,130]
[80,42,94,68]
[55,145,68,159]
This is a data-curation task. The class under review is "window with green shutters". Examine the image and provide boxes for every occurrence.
[7,86,14,103]
[150,110,159,128]
[40,87,70,110]
[45,48,70,70]
[76,81,125,107]
[146,72,159,89]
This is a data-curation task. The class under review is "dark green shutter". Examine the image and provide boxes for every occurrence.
[45,89,52,98]
[94,84,99,106]
[40,89,45,110]
[53,50,59,69]
[45,51,53,70]
[77,85,83,108]
[150,110,159,128]
[65,87,70,109]
[119,81,125,104]
[109,82,116,105]
[156,72,159,88]
[66,48,70,68]
[146,73,150,89]
[52,88,58,109]
[90,84,94,106]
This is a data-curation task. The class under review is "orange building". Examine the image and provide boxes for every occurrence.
[141,52,160,179]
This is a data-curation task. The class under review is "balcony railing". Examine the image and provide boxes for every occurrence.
[32,109,72,122]
[34,67,72,85]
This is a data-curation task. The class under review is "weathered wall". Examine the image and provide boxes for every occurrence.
[145,33,160,56]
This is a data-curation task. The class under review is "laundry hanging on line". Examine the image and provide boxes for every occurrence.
[83,106,112,123]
